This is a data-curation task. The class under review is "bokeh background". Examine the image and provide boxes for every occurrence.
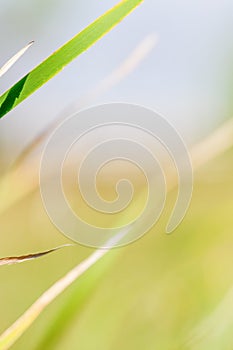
[0,1,233,349]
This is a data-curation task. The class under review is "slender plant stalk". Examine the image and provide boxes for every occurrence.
[0,116,233,349]
[0,244,73,266]
[0,0,232,348]
[0,229,129,350]
[0,249,107,349]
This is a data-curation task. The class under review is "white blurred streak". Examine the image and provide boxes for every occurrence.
[187,285,233,348]
[80,33,158,104]
[0,34,157,349]
[1,33,233,349]
[0,34,158,218]
[184,121,233,349]
[1,116,233,347]
[0,41,34,78]
[191,118,233,169]
[11,34,158,169]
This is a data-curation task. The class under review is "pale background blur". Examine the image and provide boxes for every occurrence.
[0,0,232,166]
[0,2,233,350]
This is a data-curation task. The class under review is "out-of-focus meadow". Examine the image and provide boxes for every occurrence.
[0,1,233,349]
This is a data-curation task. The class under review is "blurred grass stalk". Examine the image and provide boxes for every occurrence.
[0,117,232,349]
[0,34,158,216]
[0,4,232,348]
[0,34,157,349]
[0,228,129,350]
[11,33,158,169]
[2,113,231,218]
[0,36,233,349]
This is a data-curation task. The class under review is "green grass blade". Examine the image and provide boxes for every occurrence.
[0,0,143,119]
[11,35,156,169]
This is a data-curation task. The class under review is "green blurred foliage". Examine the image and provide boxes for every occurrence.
[0,148,232,349]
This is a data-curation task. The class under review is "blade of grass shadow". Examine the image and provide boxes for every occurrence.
[0,0,144,118]
[0,75,29,117]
